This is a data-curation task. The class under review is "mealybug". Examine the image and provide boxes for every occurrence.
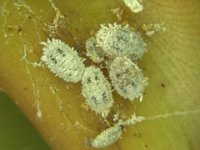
[91,114,145,148]
[91,123,123,148]
[41,39,85,83]
[81,66,113,118]
[109,56,148,101]
[95,23,146,61]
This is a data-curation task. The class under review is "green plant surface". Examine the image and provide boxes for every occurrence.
[0,92,50,150]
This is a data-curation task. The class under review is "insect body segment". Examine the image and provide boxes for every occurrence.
[81,66,114,118]
[110,56,148,101]
[41,39,85,83]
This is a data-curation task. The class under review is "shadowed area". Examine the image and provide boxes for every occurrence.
[0,92,50,150]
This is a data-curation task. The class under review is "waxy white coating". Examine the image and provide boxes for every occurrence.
[81,66,114,118]
[110,56,148,101]
[91,123,123,148]
[41,39,85,83]
[96,23,146,61]
[123,0,144,13]
[85,37,105,63]
[91,115,145,148]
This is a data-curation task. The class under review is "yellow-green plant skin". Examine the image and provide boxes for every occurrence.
[0,0,200,150]
[0,92,50,150]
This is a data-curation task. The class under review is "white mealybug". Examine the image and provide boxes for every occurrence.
[123,0,144,13]
[109,56,148,101]
[91,123,124,148]
[81,66,113,118]
[91,115,145,148]
[95,23,146,61]
[41,39,85,83]
[85,37,105,63]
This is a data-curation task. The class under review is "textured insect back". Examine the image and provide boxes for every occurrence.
[91,114,145,148]
[109,56,148,101]
[96,23,146,61]
[85,37,105,63]
[91,123,124,148]
[81,66,113,118]
[41,39,85,83]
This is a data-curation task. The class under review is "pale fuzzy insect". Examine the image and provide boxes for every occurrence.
[85,37,105,63]
[109,56,148,101]
[81,66,113,118]
[91,114,145,148]
[91,107,200,148]
[91,123,124,148]
[95,23,146,62]
[123,0,144,13]
[41,38,85,83]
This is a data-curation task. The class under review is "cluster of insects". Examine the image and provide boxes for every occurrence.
[41,22,148,148]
